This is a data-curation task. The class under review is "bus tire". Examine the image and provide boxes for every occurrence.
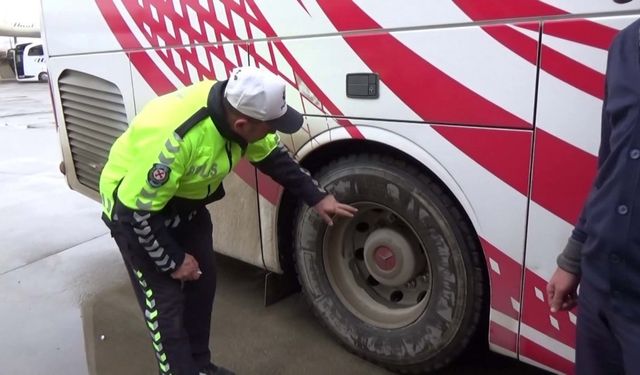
[294,154,484,374]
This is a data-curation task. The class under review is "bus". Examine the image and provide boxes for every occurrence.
[10,42,48,82]
[41,1,640,374]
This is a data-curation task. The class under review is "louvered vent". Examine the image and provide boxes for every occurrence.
[58,70,127,191]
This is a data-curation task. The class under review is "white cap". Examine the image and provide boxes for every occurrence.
[224,66,303,134]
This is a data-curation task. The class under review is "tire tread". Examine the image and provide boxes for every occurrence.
[293,153,485,374]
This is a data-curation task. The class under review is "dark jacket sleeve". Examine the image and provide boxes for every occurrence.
[252,142,328,206]
[557,95,611,276]
[557,62,615,275]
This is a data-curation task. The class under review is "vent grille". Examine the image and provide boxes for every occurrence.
[58,70,127,191]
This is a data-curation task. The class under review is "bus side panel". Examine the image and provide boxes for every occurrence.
[253,25,537,129]
[47,52,136,201]
[521,16,637,373]
[42,0,640,57]
[246,20,540,356]
[42,0,123,57]
[253,0,639,40]
[245,23,537,334]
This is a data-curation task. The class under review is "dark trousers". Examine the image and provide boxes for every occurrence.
[110,207,217,375]
[576,279,640,375]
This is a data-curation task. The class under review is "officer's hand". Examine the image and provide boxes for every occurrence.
[171,253,201,281]
[547,267,580,313]
[313,195,358,226]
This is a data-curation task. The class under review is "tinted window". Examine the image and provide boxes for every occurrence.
[27,45,43,56]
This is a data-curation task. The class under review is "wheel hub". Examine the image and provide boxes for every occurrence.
[373,246,396,271]
[321,203,433,328]
[363,228,421,287]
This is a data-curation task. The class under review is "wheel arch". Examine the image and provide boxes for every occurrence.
[275,125,493,370]
[276,126,490,307]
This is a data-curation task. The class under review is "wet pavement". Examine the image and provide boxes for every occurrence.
[0,80,549,374]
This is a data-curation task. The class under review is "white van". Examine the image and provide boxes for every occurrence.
[12,42,48,82]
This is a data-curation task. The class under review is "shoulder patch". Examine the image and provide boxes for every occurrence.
[148,163,171,187]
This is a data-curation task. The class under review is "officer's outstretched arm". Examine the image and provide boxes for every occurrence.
[248,135,327,207]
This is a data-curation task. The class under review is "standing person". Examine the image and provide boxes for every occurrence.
[547,6,640,375]
[99,66,358,375]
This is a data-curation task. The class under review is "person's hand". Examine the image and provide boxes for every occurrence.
[313,195,358,226]
[547,267,580,313]
[171,253,201,281]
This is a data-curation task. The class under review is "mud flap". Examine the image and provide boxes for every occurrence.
[264,271,300,307]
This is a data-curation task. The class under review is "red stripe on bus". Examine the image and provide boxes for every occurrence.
[317,0,531,129]
[240,1,365,140]
[454,2,610,99]
[128,53,180,95]
[257,170,283,205]
[233,159,258,191]
[433,125,532,196]
[541,44,605,100]
[453,0,565,20]
[489,320,518,354]
[532,129,597,225]
[520,268,577,349]
[480,238,523,321]
[520,336,575,374]
[544,20,619,51]
[455,0,623,54]
[233,162,282,206]
[477,20,606,100]
[481,23,539,65]
[96,1,177,94]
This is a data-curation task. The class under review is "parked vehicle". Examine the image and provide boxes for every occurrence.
[11,42,47,82]
[41,1,640,373]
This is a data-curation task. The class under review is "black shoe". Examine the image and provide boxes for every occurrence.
[199,363,235,375]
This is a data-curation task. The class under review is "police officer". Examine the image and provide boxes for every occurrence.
[547,4,640,374]
[99,66,357,375]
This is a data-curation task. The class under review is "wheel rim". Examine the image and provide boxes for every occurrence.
[322,202,433,329]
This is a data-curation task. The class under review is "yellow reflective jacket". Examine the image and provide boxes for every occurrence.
[100,80,278,219]
[99,80,326,273]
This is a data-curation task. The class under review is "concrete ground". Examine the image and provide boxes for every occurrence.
[0,80,549,375]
